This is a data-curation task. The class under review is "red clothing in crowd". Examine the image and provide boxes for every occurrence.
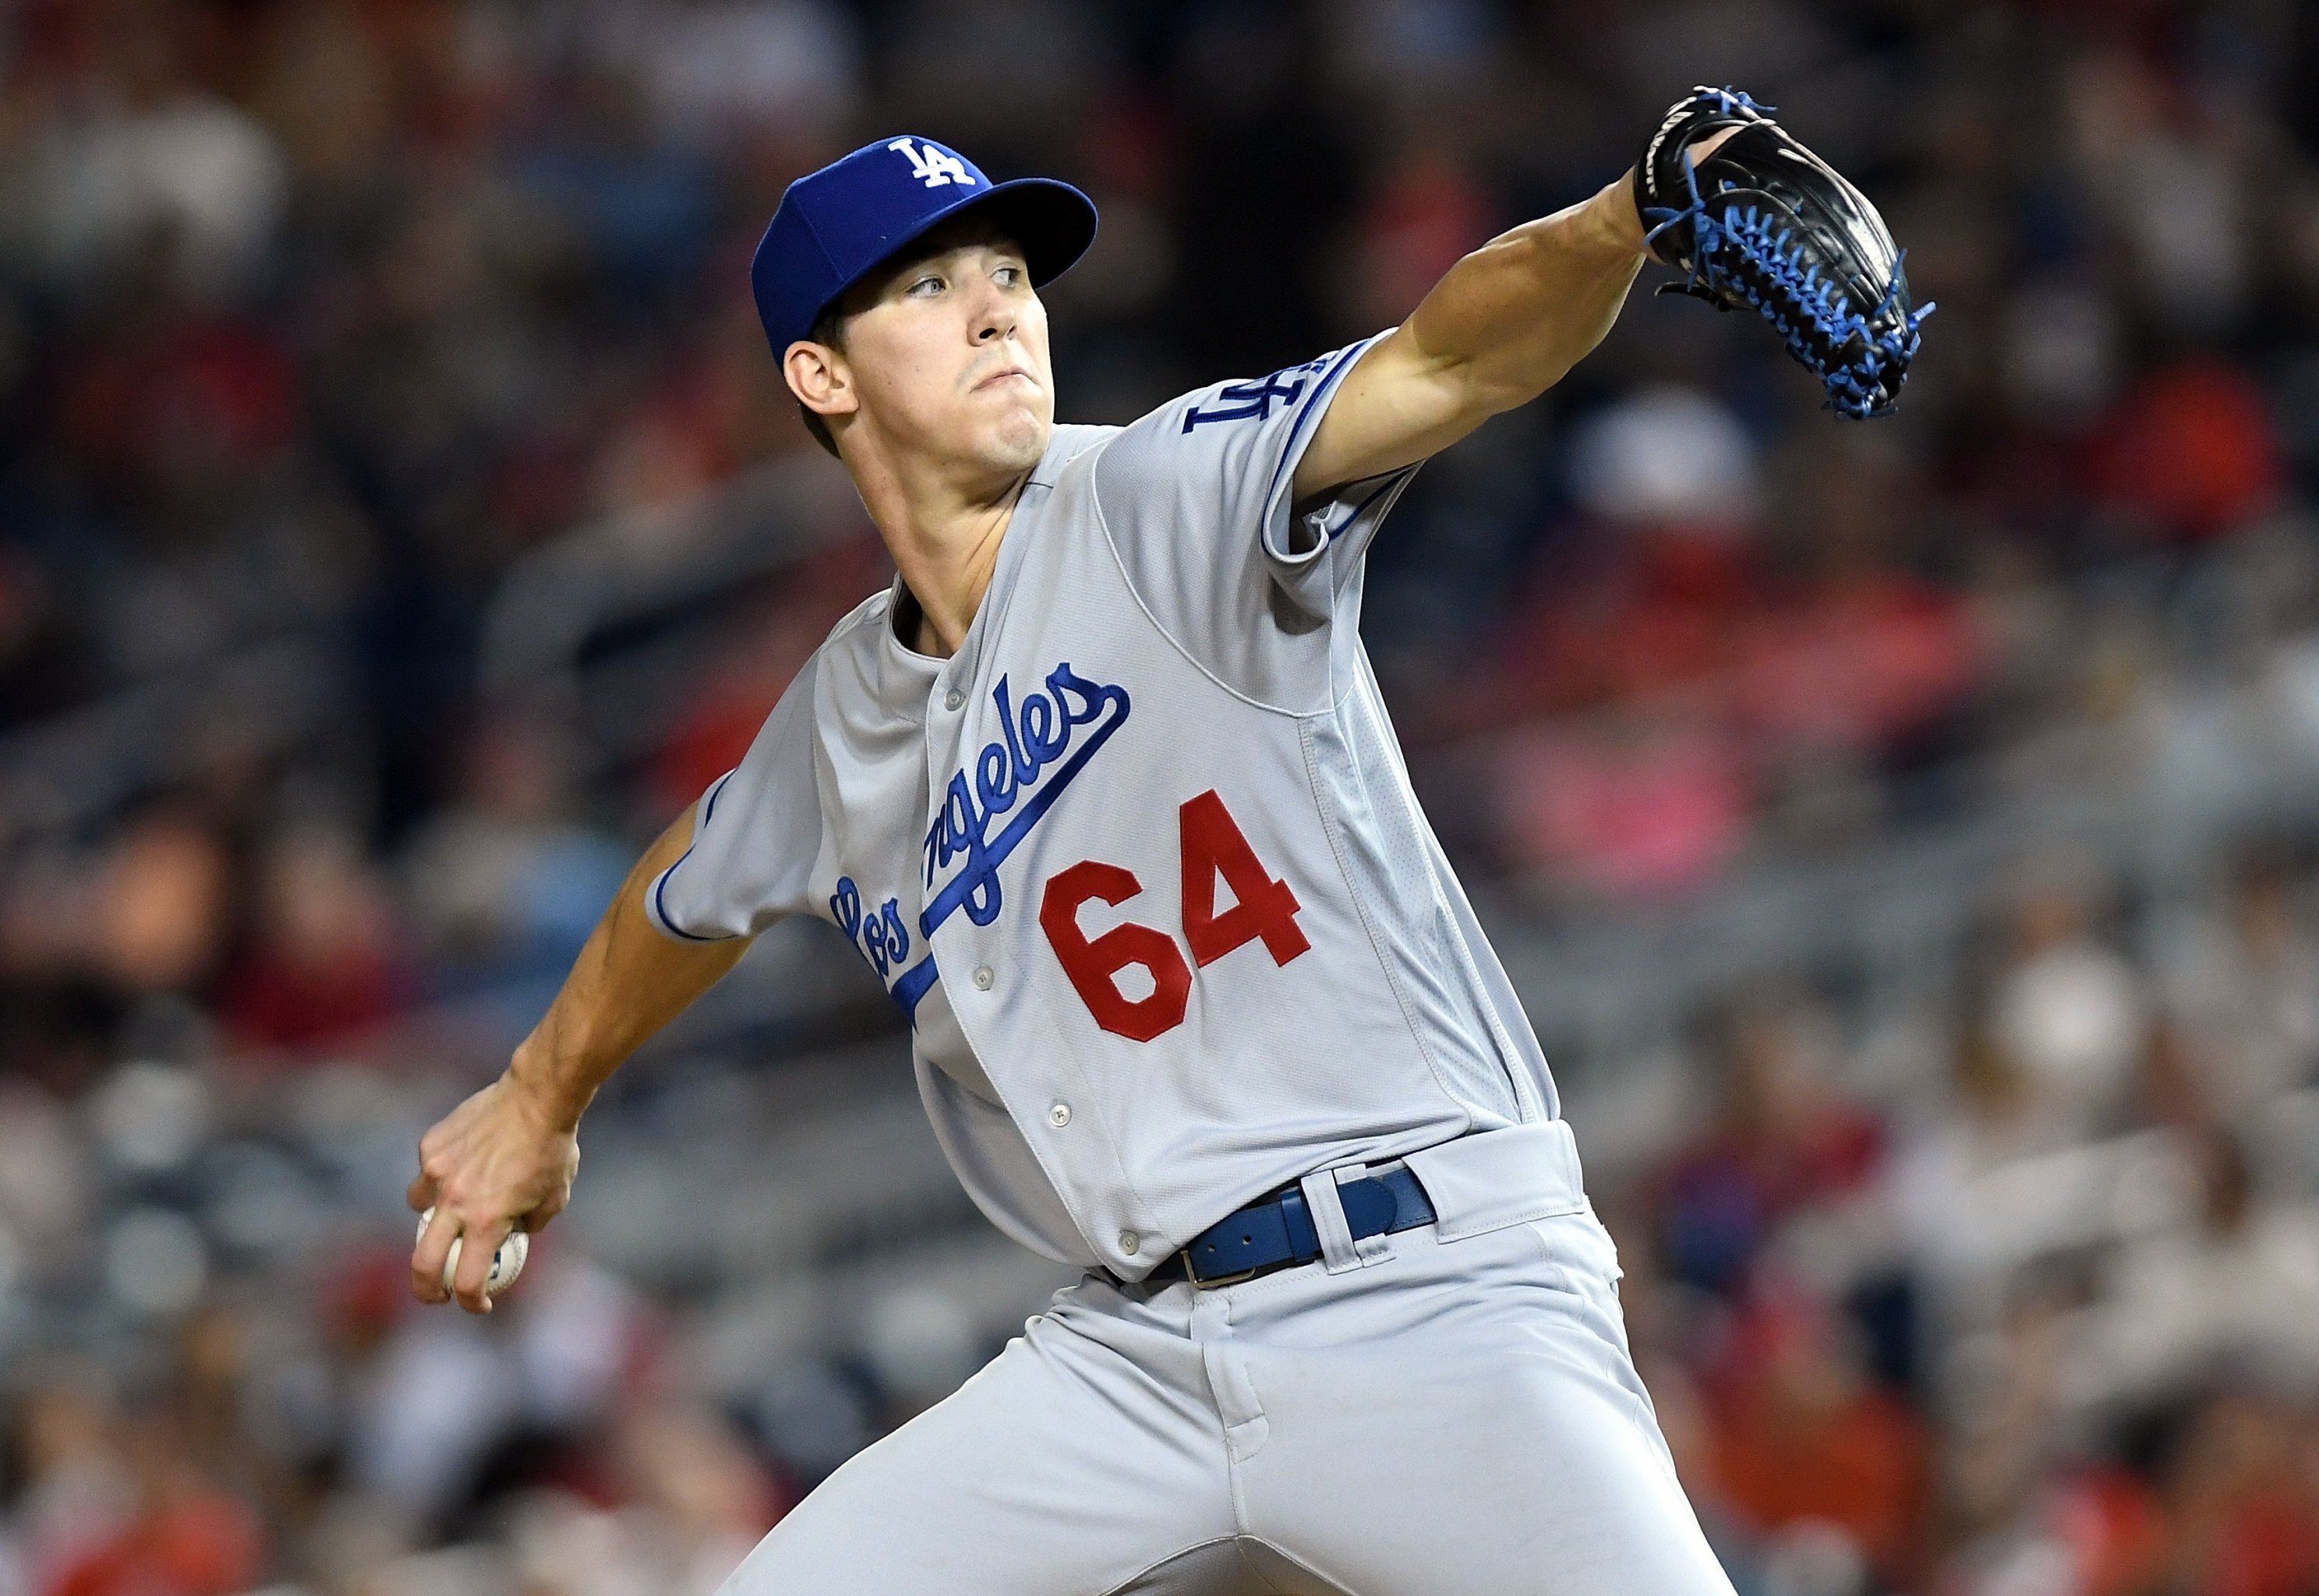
[214,940,417,1052]
[2087,361,2283,540]
[2199,1490,2319,1596]
[40,1490,261,1596]
[1707,1379,1928,1577]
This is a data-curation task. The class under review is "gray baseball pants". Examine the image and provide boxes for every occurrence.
[716,1122,1737,1594]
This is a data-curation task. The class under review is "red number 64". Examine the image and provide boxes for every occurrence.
[1038,789,1310,1042]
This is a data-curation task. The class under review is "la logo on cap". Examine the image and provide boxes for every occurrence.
[888,138,977,190]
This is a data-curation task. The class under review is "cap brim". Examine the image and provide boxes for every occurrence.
[955,177,1099,288]
[805,176,1098,340]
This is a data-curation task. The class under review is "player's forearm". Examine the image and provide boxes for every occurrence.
[1407,175,1648,413]
[504,803,753,1129]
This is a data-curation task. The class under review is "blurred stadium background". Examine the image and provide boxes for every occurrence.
[3,1,2319,1593]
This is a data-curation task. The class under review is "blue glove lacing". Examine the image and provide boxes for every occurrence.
[1641,90,1935,419]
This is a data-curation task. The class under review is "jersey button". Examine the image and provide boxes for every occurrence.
[1047,1101,1071,1128]
[943,687,965,711]
[1119,1231,1140,1255]
[972,964,994,990]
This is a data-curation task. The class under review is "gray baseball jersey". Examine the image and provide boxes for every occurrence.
[647,333,1563,1280]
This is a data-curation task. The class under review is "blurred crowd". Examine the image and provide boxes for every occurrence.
[1603,841,2319,1596]
[3,0,2319,1593]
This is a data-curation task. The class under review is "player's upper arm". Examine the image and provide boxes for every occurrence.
[644,655,827,943]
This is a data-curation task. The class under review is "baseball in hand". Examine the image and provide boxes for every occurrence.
[416,1207,529,1297]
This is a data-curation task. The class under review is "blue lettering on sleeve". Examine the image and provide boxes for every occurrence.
[1181,364,1316,432]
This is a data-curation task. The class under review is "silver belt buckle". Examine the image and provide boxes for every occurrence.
[1182,1246,1263,1290]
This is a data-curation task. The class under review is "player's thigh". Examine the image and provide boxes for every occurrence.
[1237,1221,1737,1596]
[717,1294,1239,1596]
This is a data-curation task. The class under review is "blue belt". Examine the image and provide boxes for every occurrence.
[1143,1165,1436,1287]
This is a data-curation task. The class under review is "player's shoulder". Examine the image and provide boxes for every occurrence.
[789,588,918,729]
[794,588,896,687]
[1031,422,1121,486]
[818,587,896,651]
[1092,341,1379,483]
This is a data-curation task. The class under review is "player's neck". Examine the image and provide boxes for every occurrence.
[845,440,1033,659]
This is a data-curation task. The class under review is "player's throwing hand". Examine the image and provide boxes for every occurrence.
[406,1066,578,1313]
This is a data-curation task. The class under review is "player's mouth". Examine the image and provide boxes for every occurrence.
[972,365,1038,394]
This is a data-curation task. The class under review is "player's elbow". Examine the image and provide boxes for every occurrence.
[1471,362,1565,420]
[1403,314,1585,426]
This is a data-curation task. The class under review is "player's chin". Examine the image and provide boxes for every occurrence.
[982,407,1049,471]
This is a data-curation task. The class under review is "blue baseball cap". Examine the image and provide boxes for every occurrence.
[751,136,1098,358]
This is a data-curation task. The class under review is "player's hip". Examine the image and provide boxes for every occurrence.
[1056,1119,1629,1351]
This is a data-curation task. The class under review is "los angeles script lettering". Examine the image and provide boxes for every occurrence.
[921,662,1131,936]
[829,877,910,976]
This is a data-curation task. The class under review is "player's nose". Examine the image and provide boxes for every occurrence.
[967,281,1017,345]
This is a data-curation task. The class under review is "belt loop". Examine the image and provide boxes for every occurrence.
[1299,1167,1362,1273]
[1339,1165,1397,1266]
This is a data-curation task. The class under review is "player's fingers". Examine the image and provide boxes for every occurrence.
[410,1205,460,1305]
[452,1212,516,1315]
[412,1116,461,1216]
[1693,125,1742,162]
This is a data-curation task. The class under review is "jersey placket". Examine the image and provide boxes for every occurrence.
[916,577,1174,1274]
[923,663,1082,1246]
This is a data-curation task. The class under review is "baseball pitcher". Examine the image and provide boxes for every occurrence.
[408,92,1922,1594]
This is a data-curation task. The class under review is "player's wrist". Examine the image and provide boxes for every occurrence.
[505,1034,596,1133]
[1598,169,1651,257]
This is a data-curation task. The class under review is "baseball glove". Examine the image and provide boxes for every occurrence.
[1635,87,1932,419]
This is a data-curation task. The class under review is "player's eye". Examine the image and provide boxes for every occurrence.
[993,263,1025,288]
[907,273,945,296]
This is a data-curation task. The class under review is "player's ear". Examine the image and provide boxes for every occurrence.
[784,340,857,424]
